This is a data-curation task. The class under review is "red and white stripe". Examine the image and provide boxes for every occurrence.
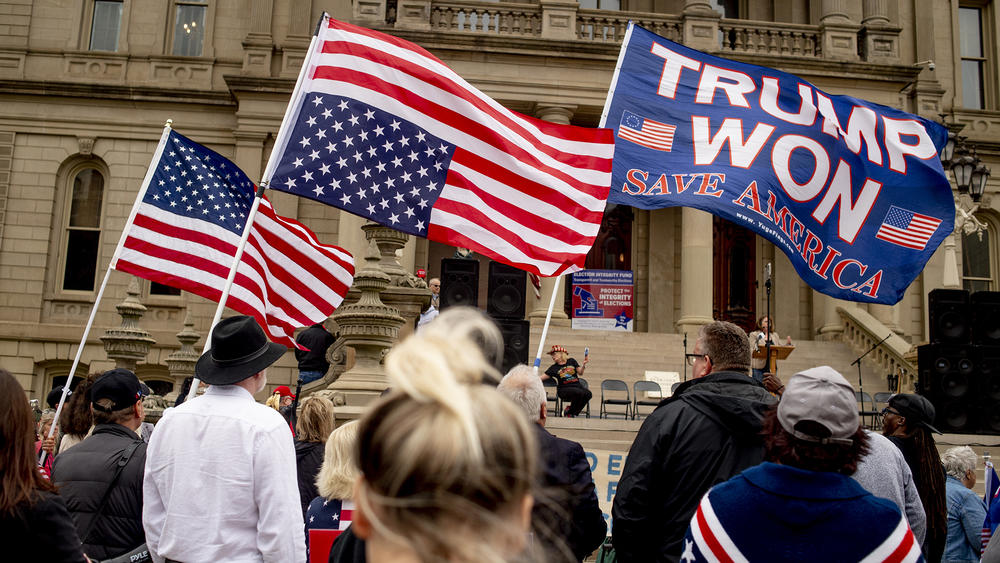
[689,494,750,563]
[114,196,354,349]
[619,118,676,151]
[858,515,922,563]
[287,18,615,276]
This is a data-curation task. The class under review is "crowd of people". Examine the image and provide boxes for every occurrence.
[3,310,1000,562]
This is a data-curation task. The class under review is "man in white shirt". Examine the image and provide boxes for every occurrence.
[142,315,305,563]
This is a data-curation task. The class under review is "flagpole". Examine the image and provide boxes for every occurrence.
[187,20,325,402]
[598,21,634,128]
[41,121,177,468]
[532,274,563,375]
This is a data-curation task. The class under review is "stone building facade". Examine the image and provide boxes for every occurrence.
[0,0,997,399]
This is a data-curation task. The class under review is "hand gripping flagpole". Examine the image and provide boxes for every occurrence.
[532,274,563,375]
[186,16,326,402]
[39,121,176,468]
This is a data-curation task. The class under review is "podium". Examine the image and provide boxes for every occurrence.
[752,345,794,373]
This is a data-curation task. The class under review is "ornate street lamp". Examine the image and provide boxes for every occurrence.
[970,163,992,203]
[951,142,976,194]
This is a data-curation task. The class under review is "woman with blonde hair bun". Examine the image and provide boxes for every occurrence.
[352,307,538,562]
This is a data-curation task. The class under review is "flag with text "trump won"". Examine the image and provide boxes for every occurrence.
[602,23,954,305]
[111,129,355,349]
[267,16,616,277]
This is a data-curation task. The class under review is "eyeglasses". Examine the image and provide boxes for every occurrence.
[685,353,708,367]
[881,407,901,416]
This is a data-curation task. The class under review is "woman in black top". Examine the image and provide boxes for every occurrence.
[542,345,592,417]
[0,369,88,563]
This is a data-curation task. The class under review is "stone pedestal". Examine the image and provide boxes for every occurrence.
[540,0,578,41]
[101,277,156,372]
[682,1,721,52]
[164,310,201,404]
[318,238,404,411]
[395,0,431,30]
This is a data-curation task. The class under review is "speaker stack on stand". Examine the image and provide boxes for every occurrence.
[917,288,1000,434]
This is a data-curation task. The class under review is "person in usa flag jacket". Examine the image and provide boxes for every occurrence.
[682,366,923,563]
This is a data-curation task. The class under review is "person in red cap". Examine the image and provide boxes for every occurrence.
[266,386,296,435]
[542,345,591,417]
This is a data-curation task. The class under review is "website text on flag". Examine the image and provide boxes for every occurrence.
[265,16,616,278]
[110,128,355,350]
[601,23,955,305]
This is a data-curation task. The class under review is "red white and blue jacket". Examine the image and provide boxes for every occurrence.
[683,462,924,562]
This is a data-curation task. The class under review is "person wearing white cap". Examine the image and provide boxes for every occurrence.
[681,366,924,562]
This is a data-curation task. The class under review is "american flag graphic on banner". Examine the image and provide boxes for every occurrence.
[617,110,676,152]
[111,129,355,348]
[267,17,615,277]
[875,206,942,251]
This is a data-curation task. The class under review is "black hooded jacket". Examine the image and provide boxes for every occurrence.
[611,371,776,563]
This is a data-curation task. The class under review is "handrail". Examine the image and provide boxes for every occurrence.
[837,306,916,390]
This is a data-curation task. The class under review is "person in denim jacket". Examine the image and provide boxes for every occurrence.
[942,446,987,563]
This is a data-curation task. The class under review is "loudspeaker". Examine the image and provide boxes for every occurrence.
[975,346,1000,434]
[918,343,976,433]
[928,289,971,345]
[440,258,479,310]
[487,262,526,320]
[497,318,530,375]
[972,291,1000,346]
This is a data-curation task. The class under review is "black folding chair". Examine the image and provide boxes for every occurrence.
[632,380,662,419]
[600,379,631,419]
[579,377,592,418]
[855,391,879,429]
[543,377,561,416]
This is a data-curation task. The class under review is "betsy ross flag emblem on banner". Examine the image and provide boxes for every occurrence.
[267,17,615,277]
[111,129,355,348]
[618,110,676,152]
[875,206,942,251]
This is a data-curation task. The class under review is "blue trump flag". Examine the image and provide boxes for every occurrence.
[601,23,954,304]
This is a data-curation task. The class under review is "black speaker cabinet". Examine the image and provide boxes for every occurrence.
[928,289,971,345]
[487,262,527,320]
[440,258,479,310]
[972,291,1000,346]
[918,343,976,433]
[497,318,530,375]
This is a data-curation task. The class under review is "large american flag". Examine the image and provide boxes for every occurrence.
[111,129,355,348]
[267,17,615,277]
[875,205,942,251]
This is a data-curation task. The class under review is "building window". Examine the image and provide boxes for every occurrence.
[90,0,123,52]
[962,219,995,292]
[958,6,989,109]
[150,281,181,296]
[62,168,105,292]
[578,0,621,10]
[172,1,207,56]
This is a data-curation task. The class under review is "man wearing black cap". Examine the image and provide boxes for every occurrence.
[142,315,304,563]
[51,368,149,561]
[883,393,947,562]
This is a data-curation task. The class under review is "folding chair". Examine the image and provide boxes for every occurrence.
[543,377,561,416]
[600,379,631,419]
[855,391,879,429]
[579,378,592,418]
[632,380,662,420]
[873,392,893,428]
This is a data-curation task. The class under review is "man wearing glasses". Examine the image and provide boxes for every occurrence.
[612,321,776,563]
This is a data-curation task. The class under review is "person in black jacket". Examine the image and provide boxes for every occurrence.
[295,395,336,517]
[52,368,148,561]
[498,364,606,562]
[612,320,776,563]
[296,323,336,384]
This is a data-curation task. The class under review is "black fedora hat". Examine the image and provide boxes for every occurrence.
[195,316,287,385]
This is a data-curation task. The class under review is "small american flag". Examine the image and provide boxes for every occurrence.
[111,129,355,348]
[268,17,615,277]
[875,205,942,250]
[618,110,676,152]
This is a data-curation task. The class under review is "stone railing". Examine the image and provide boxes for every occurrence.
[719,19,820,58]
[837,306,916,390]
[576,9,681,44]
[429,0,542,36]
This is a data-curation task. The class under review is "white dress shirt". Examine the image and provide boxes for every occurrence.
[142,384,305,563]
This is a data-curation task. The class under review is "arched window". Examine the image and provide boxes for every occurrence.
[62,167,106,292]
[962,214,997,292]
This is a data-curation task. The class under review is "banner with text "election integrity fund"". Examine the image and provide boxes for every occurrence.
[602,23,954,305]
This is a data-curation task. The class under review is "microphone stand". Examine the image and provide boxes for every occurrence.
[682,332,688,382]
[764,274,772,374]
[851,332,892,412]
[290,376,304,438]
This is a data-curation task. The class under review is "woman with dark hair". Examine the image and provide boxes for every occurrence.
[883,393,947,562]
[58,372,98,453]
[0,369,89,562]
[682,367,923,562]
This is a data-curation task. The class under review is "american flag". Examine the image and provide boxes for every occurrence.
[983,461,1000,554]
[875,206,942,250]
[618,110,676,152]
[111,129,355,349]
[267,17,615,277]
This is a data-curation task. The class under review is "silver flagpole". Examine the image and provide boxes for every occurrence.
[532,274,563,375]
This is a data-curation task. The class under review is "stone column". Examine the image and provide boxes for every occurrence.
[164,310,201,404]
[527,104,577,327]
[815,293,846,341]
[101,277,156,372]
[675,208,714,337]
[818,0,861,61]
[682,0,721,52]
[860,0,900,63]
[242,0,274,76]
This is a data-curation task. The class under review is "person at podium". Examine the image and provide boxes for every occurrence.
[748,316,792,384]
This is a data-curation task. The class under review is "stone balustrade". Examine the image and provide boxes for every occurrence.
[576,10,681,43]
[837,305,916,390]
[430,0,541,36]
[719,19,820,58]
